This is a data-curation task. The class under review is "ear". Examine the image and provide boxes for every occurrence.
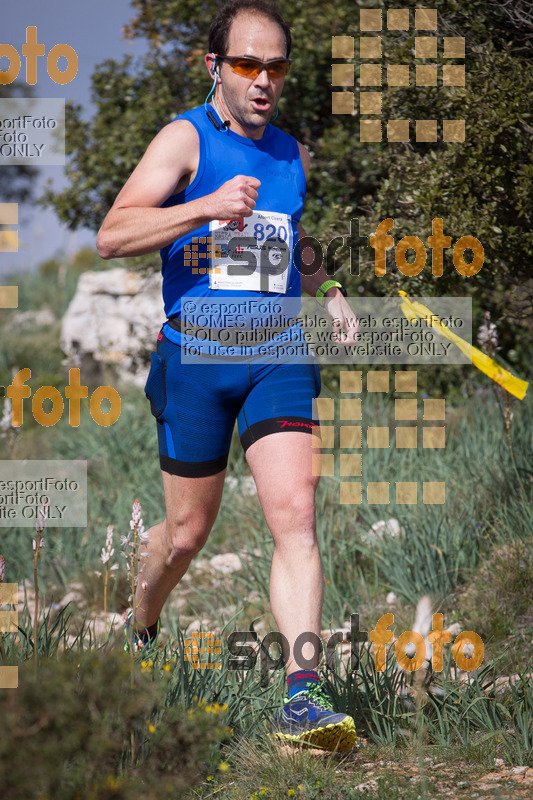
[205,53,217,77]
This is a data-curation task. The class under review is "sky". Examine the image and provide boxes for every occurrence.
[1,0,149,278]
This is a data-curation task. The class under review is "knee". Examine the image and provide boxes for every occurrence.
[164,512,213,566]
[270,491,317,546]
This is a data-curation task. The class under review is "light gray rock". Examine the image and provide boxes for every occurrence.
[364,518,402,541]
[10,308,56,329]
[61,268,164,387]
[225,476,257,496]
[209,553,242,574]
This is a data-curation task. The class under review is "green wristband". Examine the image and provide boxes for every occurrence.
[316,280,346,305]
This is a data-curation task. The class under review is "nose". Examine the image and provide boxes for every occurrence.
[254,67,271,87]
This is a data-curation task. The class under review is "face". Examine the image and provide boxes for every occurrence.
[209,12,288,139]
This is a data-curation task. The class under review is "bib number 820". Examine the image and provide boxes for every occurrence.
[253,223,289,243]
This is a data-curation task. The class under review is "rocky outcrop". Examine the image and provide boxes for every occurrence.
[60,268,164,387]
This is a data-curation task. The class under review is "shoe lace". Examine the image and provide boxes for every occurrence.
[282,682,334,711]
[305,683,334,711]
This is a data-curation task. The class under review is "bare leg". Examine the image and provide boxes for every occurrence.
[133,469,226,627]
[245,432,322,675]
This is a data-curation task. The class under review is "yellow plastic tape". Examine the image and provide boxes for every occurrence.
[398,291,528,400]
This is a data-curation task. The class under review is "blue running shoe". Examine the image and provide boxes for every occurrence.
[272,683,356,751]
[123,611,161,653]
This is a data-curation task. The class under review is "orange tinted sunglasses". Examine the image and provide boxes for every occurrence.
[215,55,291,79]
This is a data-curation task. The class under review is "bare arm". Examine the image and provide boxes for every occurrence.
[97,119,261,259]
[298,221,360,344]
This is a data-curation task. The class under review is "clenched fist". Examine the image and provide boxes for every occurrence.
[205,175,261,220]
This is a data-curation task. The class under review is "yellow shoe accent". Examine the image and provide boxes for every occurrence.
[273,715,357,752]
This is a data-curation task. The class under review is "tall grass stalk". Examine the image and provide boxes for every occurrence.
[100,524,118,635]
[477,310,523,486]
[120,499,150,765]
[32,499,49,669]
[0,553,6,663]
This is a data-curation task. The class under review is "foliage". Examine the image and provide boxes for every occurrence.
[458,540,533,646]
[0,647,232,800]
[364,2,533,326]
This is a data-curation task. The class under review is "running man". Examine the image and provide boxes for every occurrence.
[97,0,359,750]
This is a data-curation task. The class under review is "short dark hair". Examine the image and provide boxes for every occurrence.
[208,0,292,58]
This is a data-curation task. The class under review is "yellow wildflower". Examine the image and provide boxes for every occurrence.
[218,761,230,772]
[260,787,268,794]
[148,724,155,733]
[207,776,214,782]
[288,791,295,797]
[163,663,171,672]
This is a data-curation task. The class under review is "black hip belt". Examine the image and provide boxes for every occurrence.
[167,314,297,347]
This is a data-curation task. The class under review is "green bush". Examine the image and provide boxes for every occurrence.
[0,648,231,800]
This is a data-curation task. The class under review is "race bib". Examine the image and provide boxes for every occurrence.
[209,209,293,293]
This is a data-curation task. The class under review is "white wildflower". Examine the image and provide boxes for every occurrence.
[477,311,499,355]
[131,499,142,527]
[121,499,150,593]
[0,397,12,435]
[36,499,50,535]
[105,524,114,550]
[101,524,118,572]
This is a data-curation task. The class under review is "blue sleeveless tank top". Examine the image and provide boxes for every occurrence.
[159,104,306,326]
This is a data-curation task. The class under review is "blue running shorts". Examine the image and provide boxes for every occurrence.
[144,328,321,477]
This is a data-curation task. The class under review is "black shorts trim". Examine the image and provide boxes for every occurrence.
[160,452,228,478]
[240,416,319,453]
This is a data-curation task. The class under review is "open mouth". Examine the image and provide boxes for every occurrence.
[251,97,271,112]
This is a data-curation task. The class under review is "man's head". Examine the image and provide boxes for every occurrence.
[205,1,291,138]
[208,0,291,59]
